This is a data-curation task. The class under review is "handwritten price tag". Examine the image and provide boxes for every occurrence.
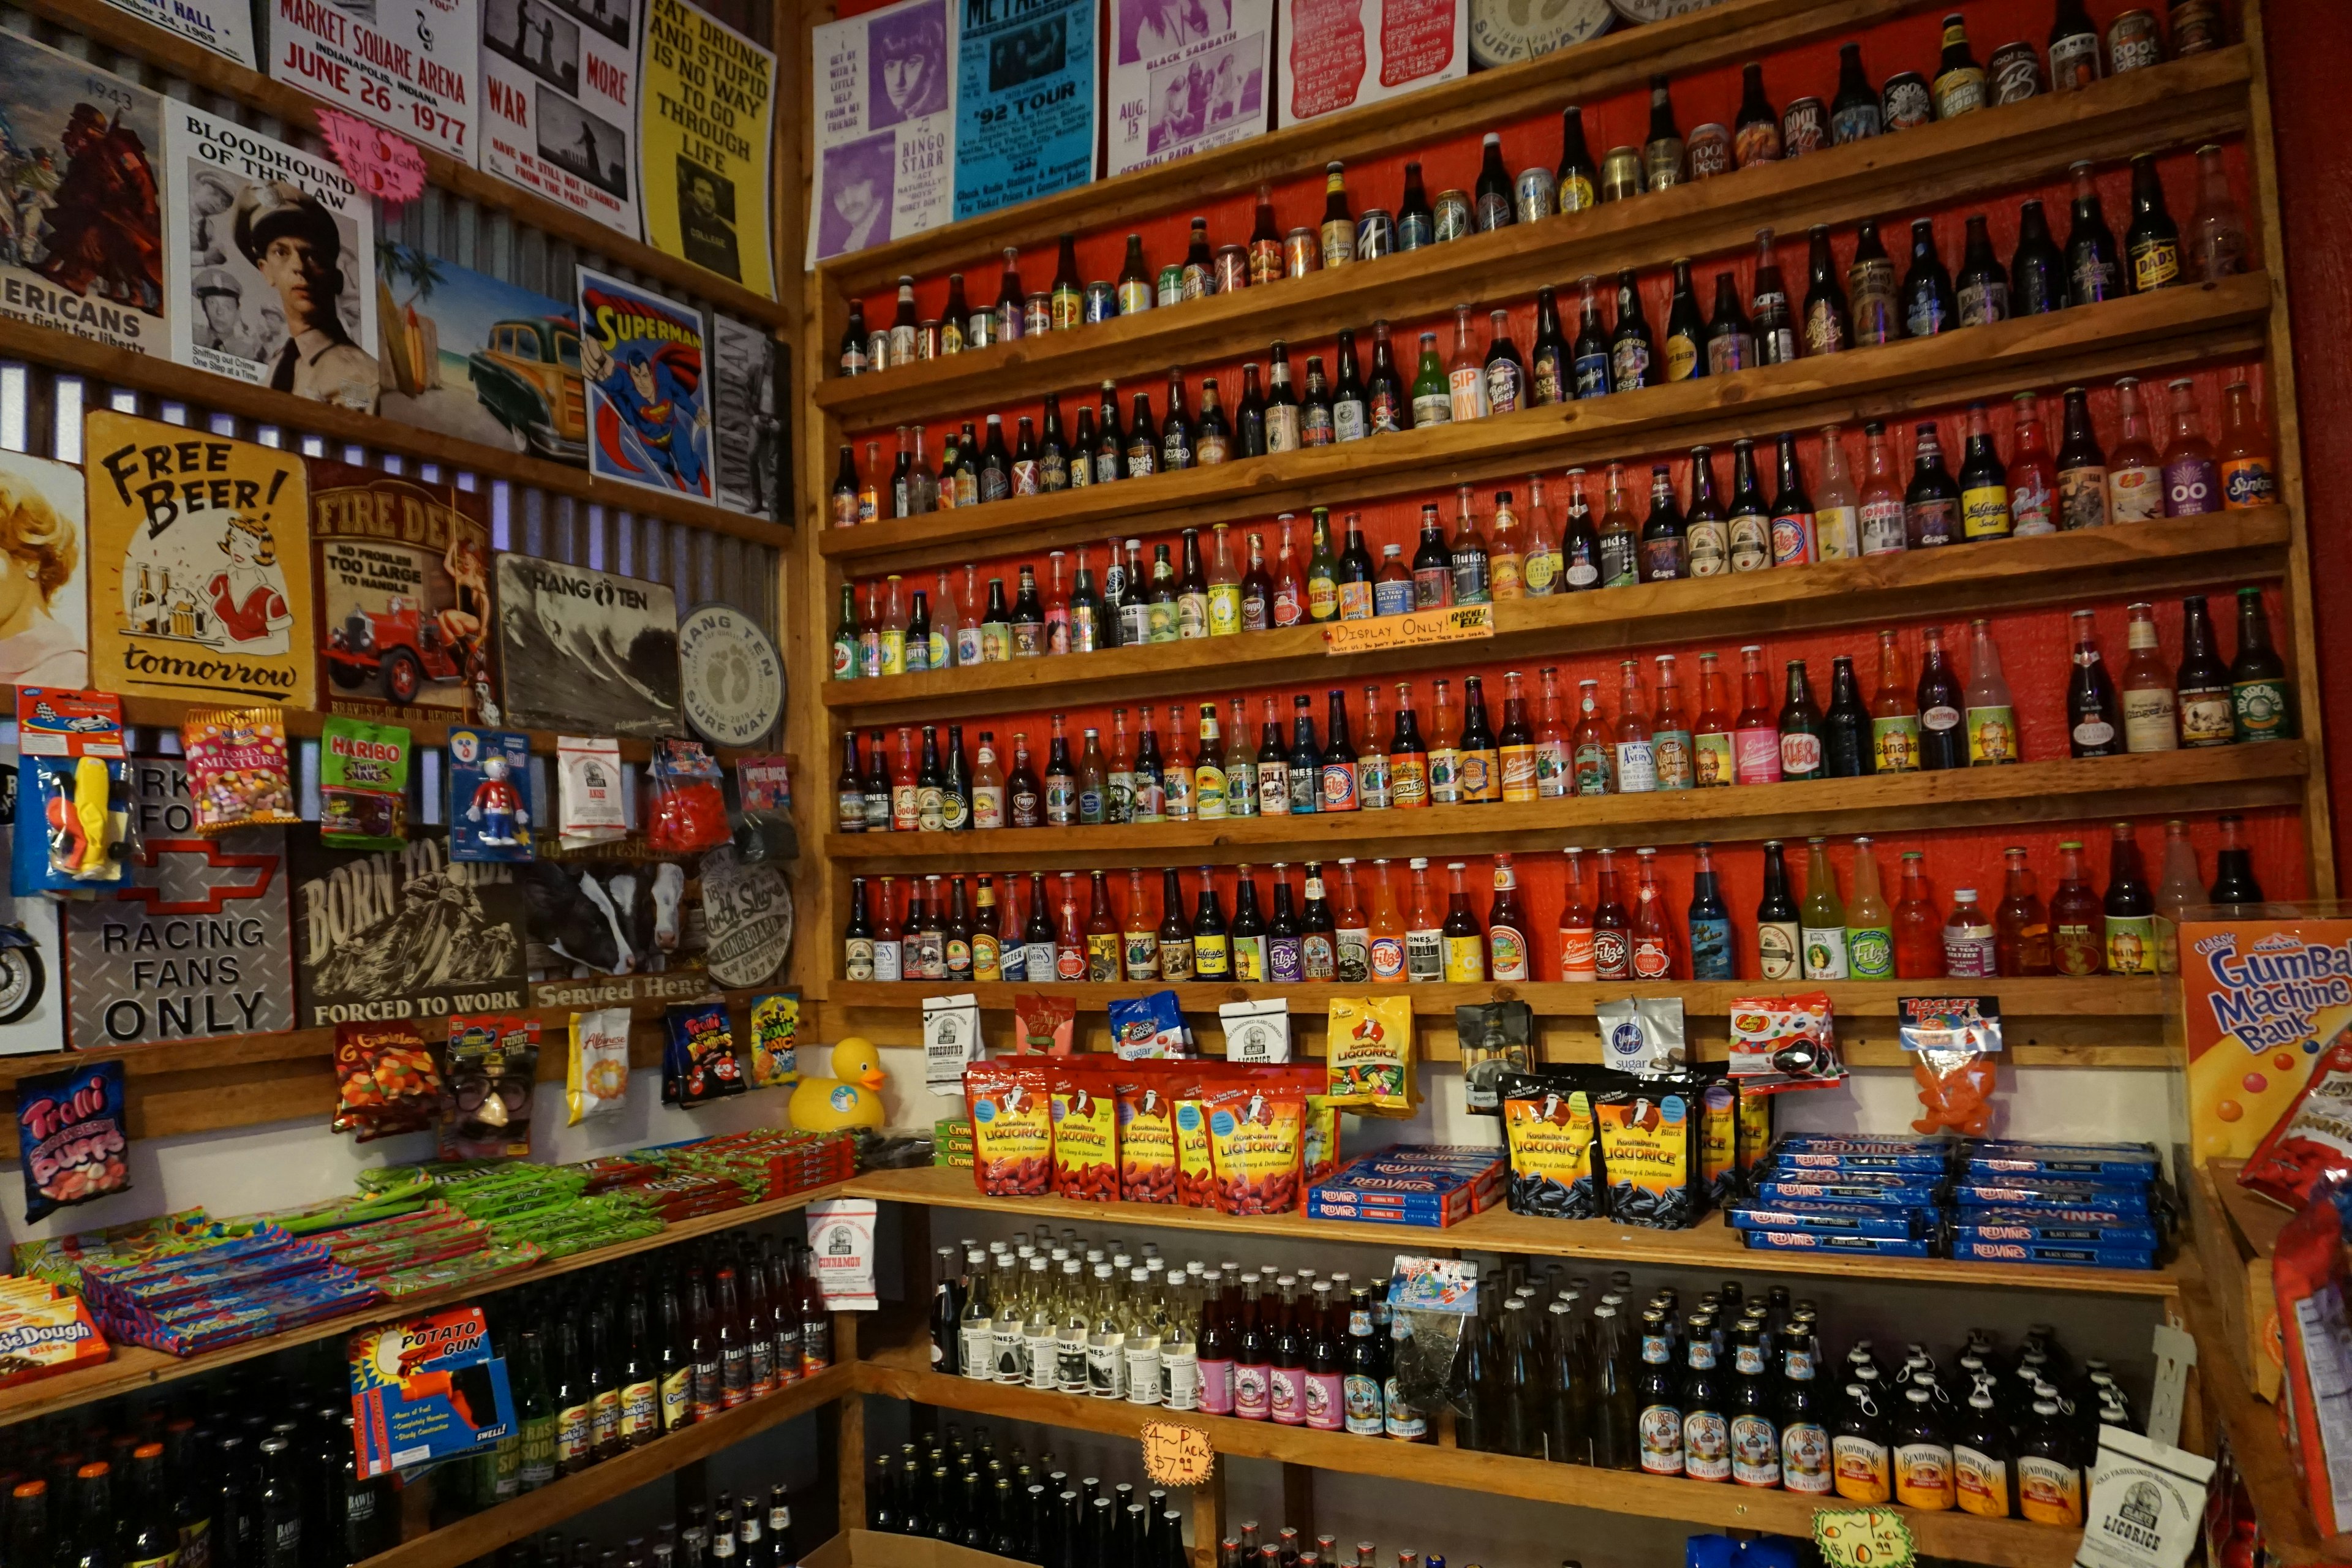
[1321,603,1494,657]
[1138,1419,1215,1488]
[1812,1507,1917,1568]
[314,108,428,206]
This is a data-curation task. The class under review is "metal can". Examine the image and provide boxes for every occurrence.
[1157,265,1185,307]
[1434,189,1473,241]
[1781,96,1826,156]
[1686,124,1732,180]
[1285,227,1321,277]
[2108,9,2162,71]
[1355,208,1396,260]
[1510,170,1554,225]
[1215,244,1251,293]
[1599,146,1643,203]
[1320,217,1356,266]
[1880,70,1934,129]
[1989,41,2043,103]
[2170,0,2223,54]
[917,320,941,360]
[1023,292,1052,336]
[1248,237,1283,286]
[1087,281,1120,322]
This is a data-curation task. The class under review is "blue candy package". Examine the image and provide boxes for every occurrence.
[17,1059,130,1222]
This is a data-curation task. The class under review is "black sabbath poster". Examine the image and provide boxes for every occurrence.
[309,461,497,723]
[493,552,680,737]
[291,829,529,1028]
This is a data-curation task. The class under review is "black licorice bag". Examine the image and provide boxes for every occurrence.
[1501,1070,1598,1220]
[1592,1070,1709,1230]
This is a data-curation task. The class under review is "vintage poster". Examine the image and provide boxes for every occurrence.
[954,0,1095,216]
[807,0,955,264]
[84,411,316,708]
[640,0,777,295]
[1278,0,1465,125]
[377,243,587,464]
[96,0,257,67]
[2181,916,2352,1166]
[709,314,782,519]
[164,102,379,411]
[0,742,68,1057]
[518,856,707,1006]
[0,34,170,358]
[0,453,90,689]
[291,831,530,1028]
[480,0,643,235]
[310,461,496,723]
[1109,0,1267,175]
[578,266,712,498]
[493,552,680,736]
[268,0,483,160]
[61,755,296,1049]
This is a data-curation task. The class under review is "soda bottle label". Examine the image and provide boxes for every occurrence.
[1557,924,1597,981]
[1758,922,1800,980]
[1781,1422,1833,1492]
[1163,1347,1200,1409]
[1198,1357,1235,1414]
[1489,923,1528,980]
[1731,1414,1781,1487]
[1233,1362,1270,1419]
[1814,504,1860,560]
[1322,762,1360,811]
[2106,463,2163,523]
[1872,714,1921,772]
[1370,933,1408,981]
[1733,726,1781,783]
[1639,1404,1686,1474]
[2010,473,2054,535]
[2018,1455,2084,1526]
[1615,740,1657,792]
[1428,748,1462,803]
[1632,934,1672,979]
[2105,914,2157,976]
[2234,679,2291,741]
[620,1379,659,1440]
[1895,1442,1956,1509]
[2131,239,2180,292]
[1443,933,1485,982]
[1965,705,2017,764]
[1610,340,1649,392]
[2057,464,2108,530]
[1405,929,1445,982]
[1954,1444,2010,1517]
[2164,454,2219,516]
[1684,1411,1732,1481]
[1687,519,1728,576]
[1831,1435,1891,1502]
[1945,927,1996,978]
[1126,1343,1164,1404]
[1344,1373,1384,1434]
[1270,1364,1306,1424]
[1910,496,1959,546]
[1848,925,1894,979]
[1573,742,1613,794]
[1689,917,1733,979]
[1270,935,1304,984]
[2222,455,2277,509]
[1653,731,1694,790]
[1961,484,2010,540]
[1801,925,1850,979]
[1779,731,1822,777]
[1593,925,1630,979]
[1858,499,1907,554]
[1729,513,1771,571]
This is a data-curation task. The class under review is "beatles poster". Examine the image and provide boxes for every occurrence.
[493,552,680,737]
[291,831,530,1029]
[62,756,296,1049]
[83,411,317,709]
[0,34,170,358]
[710,314,782,520]
[1108,0,1268,175]
[808,0,955,263]
[1278,0,1464,124]
[377,243,587,465]
[578,266,712,498]
[954,0,1095,216]
[481,0,643,235]
[268,0,483,161]
[640,0,777,296]
[97,0,257,67]
[0,453,89,690]
[165,103,380,412]
[310,462,496,723]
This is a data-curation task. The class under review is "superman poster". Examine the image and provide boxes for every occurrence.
[577,266,712,499]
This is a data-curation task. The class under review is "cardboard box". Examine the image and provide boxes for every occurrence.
[806,1530,1031,1568]
[2190,1158,2288,1402]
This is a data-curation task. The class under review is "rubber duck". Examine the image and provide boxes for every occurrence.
[789,1036,889,1130]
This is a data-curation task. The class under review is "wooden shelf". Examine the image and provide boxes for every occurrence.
[0,1183,845,1428]
[843,1166,2185,1298]
[0,318,785,546]
[358,1362,856,1568]
[2179,1276,2352,1565]
[13,0,786,328]
[815,50,2251,427]
[823,510,2293,725]
[820,746,2310,870]
[857,1349,2081,1568]
[815,276,2274,575]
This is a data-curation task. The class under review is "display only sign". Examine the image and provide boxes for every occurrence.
[2179,916,2352,1166]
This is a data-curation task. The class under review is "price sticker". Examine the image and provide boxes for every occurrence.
[1138,1419,1215,1488]
[1321,603,1494,657]
[1812,1507,1917,1568]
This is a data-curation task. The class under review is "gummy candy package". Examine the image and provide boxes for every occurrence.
[747,992,800,1090]
[17,1060,129,1222]
[333,1021,443,1142]
[182,707,298,835]
[318,716,412,848]
[663,1000,745,1106]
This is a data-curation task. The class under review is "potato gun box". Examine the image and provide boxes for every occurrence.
[348,1303,516,1478]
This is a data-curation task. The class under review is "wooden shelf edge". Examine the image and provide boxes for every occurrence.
[814,276,2276,570]
[13,0,787,328]
[0,318,788,548]
[2180,1276,2352,1565]
[814,49,2252,423]
[356,1362,856,1568]
[0,1183,847,1428]
[821,510,2294,721]
[852,1354,2081,1568]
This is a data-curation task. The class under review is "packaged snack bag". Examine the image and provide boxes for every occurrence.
[17,1061,129,1221]
[1593,1077,1703,1229]
[566,1008,632,1125]
[1302,1095,1341,1188]
[1013,994,1076,1055]
[1050,1068,1119,1200]
[439,1014,539,1161]
[182,707,298,835]
[318,715,412,847]
[2243,1033,2352,1210]
[1172,1079,1216,1208]
[1204,1083,1305,1215]
[1116,1079,1179,1204]
[15,688,130,893]
[1726,993,1844,1091]
[1901,995,2003,1137]
[1108,992,1189,1058]
[2272,1171,2352,1534]
[1735,1085,1774,1179]
[557,736,628,849]
[1698,1077,1740,1201]
[662,1000,746,1106]
[1501,1073,1598,1219]
[967,1061,1053,1196]
[1326,995,1413,1113]
[333,1022,442,1142]
[747,993,801,1090]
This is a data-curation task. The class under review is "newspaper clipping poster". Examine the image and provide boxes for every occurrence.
[641,0,777,295]
[97,0,257,67]
[1278,0,1465,125]
[481,0,643,235]
[955,0,1096,217]
[578,266,712,499]
[269,0,483,160]
[710,314,782,521]
[808,0,955,264]
[165,103,380,412]
[0,34,170,358]
[1109,0,1268,175]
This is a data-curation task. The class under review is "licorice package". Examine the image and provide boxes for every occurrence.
[1593,1075,1707,1229]
[1049,1066,1118,1200]
[1501,1072,1598,1220]
[966,1060,1052,1197]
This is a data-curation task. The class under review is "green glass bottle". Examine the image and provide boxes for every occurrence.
[1410,331,1452,428]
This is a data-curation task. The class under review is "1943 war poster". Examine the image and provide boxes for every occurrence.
[808,0,954,263]
[83,410,317,709]
[309,461,496,723]
[954,0,1095,217]
[641,0,777,295]
[269,0,483,162]
[481,0,643,235]
[578,266,711,499]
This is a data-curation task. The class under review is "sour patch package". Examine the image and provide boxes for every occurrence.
[747,992,800,1089]
[663,1000,745,1105]
[13,688,130,894]
[448,728,534,862]
[17,1060,129,1221]
[318,717,412,848]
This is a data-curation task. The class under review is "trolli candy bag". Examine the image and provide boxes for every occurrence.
[18,1061,130,1221]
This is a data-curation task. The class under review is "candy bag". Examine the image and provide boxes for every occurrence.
[1325,995,1413,1114]
[1116,1077,1178,1204]
[1107,992,1186,1058]
[448,728,534,862]
[1501,1073,1598,1219]
[333,1022,442,1142]
[2244,1033,2352,1211]
[318,716,412,848]
[557,736,628,849]
[440,1014,539,1160]
[1204,1082,1305,1215]
[1593,1076,1704,1229]
[663,1000,745,1106]
[1901,995,2003,1137]
[1726,993,1844,1092]
[1012,993,1076,1055]
[647,739,729,856]
[13,688,130,894]
[18,1061,130,1222]
[182,707,298,835]
[566,1008,632,1125]
[747,993,801,1089]
[1050,1067,1119,1200]
[966,1060,1052,1196]
[1171,1079,1215,1208]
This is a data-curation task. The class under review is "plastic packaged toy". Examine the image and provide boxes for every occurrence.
[13,688,131,895]
[647,739,729,856]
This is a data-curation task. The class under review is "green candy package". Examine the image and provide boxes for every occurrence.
[320,717,413,848]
